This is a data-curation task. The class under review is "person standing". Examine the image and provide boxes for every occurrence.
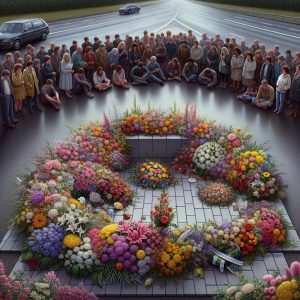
[274,66,291,115]
[190,41,203,71]
[165,38,177,62]
[2,53,14,73]
[48,42,56,57]
[0,70,18,128]
[59,53,74,98]
[41,56,56,85]
[285,50,294,70]
[218,47,231,88]
[12,64,26,116]
[260,56,275,88]
[254,50,263,85]
[36,45,47,64]
[23,61,41,113]
[69,40,78,56]
[81,36,93,54]
[71,47,86,73]
[95,44,108,72]
[231,48,244,91]
[177,41,190,69]
[156,42,168,75]
[207,46,219,73]
[118,42,130,79]
[288,65,300,118]
[83,46,95,83]
[242,53,256,89]
[186,29,196,47]
[51,46,61,87]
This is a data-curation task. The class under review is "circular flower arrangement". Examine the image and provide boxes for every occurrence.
[131,160,174,189]
[198,182,235,206]
[193,142,226,171]
[11,104,291,288]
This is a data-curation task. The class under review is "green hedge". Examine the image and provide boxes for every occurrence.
[0,0,150,15]
[199,0,300,11]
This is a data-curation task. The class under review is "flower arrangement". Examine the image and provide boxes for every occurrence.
[254,208,287,247]
[131,160,174,189]
[10,103,290,288]
[150,191,175,227]
[193,142,226,172]
[217,261,300,300]
[0,260,98,300]
[198,183,235,206]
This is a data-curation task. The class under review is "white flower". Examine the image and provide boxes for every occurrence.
[53,202,63,209]
[226,286,237,295]
[78,197,86,204]
[83,237,91,243]
[83,243,91,250]
[70,204,76,210]
[26,212,34,220]
[48,208,58,219]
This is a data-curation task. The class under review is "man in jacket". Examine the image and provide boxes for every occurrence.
[23,61,42,113]
[260,56,275,88]
[0,70,18,128]
[198,68,217,88]
[177,41,190,69]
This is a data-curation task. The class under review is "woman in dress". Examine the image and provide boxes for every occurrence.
[218,47,231,88]
[231,48,244,91]
[59,53,74,98]
[289,65,300,118]
[242,53,256,90]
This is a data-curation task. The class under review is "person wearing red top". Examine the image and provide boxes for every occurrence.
[83,46,95,84]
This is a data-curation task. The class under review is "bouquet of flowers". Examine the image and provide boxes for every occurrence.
[193,142,226,172]
[172,139,201,175]
[108,150,129,171]
[217,261,300,300]
[131,160,174,189]
[151,191,175,227]
[198,183,235,206]
[253,208,287,247]
[156,237,192,277]
[55,141,79,161]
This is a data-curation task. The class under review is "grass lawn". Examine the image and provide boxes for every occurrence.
[191,0,300,24]
[0,0,161,24]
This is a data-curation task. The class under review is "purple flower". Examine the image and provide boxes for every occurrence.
[30,190,44,205]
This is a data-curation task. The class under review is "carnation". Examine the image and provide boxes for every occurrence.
[226,286,237,295]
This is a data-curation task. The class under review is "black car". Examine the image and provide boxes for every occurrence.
[0,18,49,50]
[119,4,141,15]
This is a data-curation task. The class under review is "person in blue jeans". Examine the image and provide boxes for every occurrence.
[274,66,291,115]
[182,58,198,82]
[0,70,19,128]
[147,56,166,81]
[131,62,163,85]
[198,68,217,88]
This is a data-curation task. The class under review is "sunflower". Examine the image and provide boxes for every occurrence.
[32,214,47,228]
[263,172,270,178]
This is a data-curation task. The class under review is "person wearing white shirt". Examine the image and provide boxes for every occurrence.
[112,65,129,89]
[93,67,112,92]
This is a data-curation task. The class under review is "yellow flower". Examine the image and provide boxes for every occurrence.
[249,162,255,169]
[251,151,258,157]
[114,202,123,210]
[255,155,264,164]
[141,168,145,172]
[173,254,181,263]
[263,172,270,178]
[68,198,83,208]
[107,237,114,244]
[173,230,181,237]
[100,224,119,239]
[136,249,146,260]
[193,267,204,277]
[63,234,81,248]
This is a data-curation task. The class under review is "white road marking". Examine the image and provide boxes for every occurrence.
[153,0,180,33]
[261,22,273,26]
[229,33,245,39]
[289,28,300,32]
[224,18,300,39]
[173,19,202,35]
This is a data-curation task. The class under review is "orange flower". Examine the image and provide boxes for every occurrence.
[32,214,47,228]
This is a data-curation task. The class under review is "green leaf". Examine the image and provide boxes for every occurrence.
[97,272,104,287]
[22,251,33,262]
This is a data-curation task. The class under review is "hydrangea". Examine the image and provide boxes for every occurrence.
[28,223,64,258]
[193,142,226,170]
[30,190,45,205]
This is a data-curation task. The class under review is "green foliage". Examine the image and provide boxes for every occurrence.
[198,0,300,11]
[0,0,151,16]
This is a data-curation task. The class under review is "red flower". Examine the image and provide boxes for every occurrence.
[28,257,39,271]
[168,207,173,212]
[247,245,254,252]
[244,223,254,231]
[232,181,239,188]
[151,211,159,218]
[242,235,249,242]
[160,216,169,224]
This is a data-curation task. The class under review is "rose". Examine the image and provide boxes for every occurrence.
[151,211,159,218]
[160,216,169,224]
[244,223,254,231]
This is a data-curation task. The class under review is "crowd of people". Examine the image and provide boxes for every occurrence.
[0,29,300,128]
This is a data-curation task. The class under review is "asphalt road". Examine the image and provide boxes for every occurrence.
[41,0,300,51]
[1,0,300,275]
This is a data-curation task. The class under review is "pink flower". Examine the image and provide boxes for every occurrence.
[227,133,237,141]
[263,274,273,282]
[290,261,300,277]
[270,279,277,286]
[268,287,276,295]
